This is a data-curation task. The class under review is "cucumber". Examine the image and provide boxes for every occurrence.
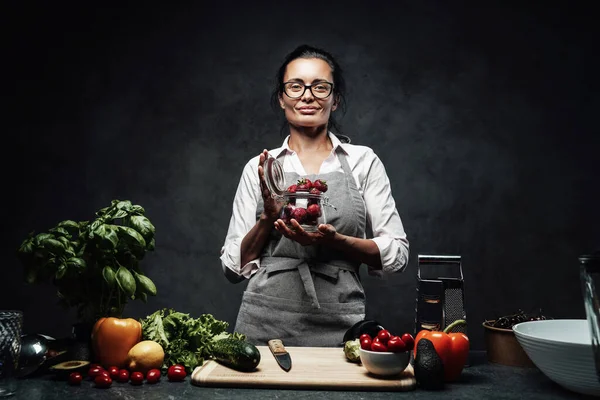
[212,338,261,371]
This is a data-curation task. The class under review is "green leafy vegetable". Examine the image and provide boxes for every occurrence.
[140,308,245,373]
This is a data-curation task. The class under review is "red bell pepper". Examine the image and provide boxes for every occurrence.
[413,319,469,382]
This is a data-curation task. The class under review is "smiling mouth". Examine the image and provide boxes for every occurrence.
[297,108,319,114]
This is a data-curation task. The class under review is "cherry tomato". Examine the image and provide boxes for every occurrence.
[88,366,105,379]
[146,368,161,384]
[371,340,388,352]
[94,375,112,388]
[68,372,83,386]
[377,329,391,344]
[108,366,120,379]
[130,371,144,385]
[117,369,130,383]
[89,363,102,370]
[359,333,371,342]
[387,336,407,352]
[401,333,415,350]
[167,365,187,381]
[360,337,372,350]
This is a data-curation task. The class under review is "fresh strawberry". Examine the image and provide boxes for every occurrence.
[307,204,321,218]
[313,179,328,192]
[296,178,312,191]
[284,203,295,216]
[286,184,297,193]
[291,207,307,223]
[309,187,321,196]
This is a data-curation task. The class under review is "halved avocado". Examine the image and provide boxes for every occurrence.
[49,360,90,380]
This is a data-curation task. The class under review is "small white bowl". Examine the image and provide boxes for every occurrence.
[359,348,410,377]
[513,319,600,397]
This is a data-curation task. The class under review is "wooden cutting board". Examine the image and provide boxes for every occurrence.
[191,346,416,391]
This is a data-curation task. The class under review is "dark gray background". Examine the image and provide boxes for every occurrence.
[3,0,598,351]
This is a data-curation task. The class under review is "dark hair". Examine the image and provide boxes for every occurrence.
[270,44,347,136]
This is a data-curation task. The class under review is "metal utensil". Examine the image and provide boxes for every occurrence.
[268,339,292,372]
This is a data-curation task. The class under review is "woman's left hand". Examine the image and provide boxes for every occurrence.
[274,219,337,246]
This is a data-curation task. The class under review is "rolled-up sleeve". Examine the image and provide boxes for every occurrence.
[361,150,409,276]
[220,158,262,279]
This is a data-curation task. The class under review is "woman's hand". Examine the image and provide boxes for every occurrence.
[274,219,337,246]
[258,149,282,221]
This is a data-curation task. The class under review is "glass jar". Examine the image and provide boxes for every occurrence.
[263,156,334,232]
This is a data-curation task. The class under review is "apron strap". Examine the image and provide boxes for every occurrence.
[263,257,359,309]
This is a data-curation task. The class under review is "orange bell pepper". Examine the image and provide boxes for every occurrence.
[91,317,142,368]
[413,319,469,382]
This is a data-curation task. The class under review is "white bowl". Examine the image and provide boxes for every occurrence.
[359,348,410,377]
[513,319,600,396]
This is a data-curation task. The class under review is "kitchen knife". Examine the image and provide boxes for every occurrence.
[268,339,292,372]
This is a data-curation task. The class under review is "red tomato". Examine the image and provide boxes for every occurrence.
[89,363,102,370]
[360,337,372,350]
[401,333,415,350]
[146,368,161,384]
[371,340,388,352]
[130,371,144,385]
[94,375,112,388]
[359,333,371,341]
[387,336,407,353]
[377,329,391,344]
[167,365,187,381]
[117,369,130,383]
[88,366,105,379]
[68,372,83,386]
[108,366,120,379]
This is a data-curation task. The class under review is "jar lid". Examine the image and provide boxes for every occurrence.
[263,156,286,197]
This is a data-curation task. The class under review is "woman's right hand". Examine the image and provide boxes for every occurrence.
[258,149,282,221]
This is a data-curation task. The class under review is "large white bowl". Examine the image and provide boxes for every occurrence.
[513,319,600,396]
[359,348,410,377]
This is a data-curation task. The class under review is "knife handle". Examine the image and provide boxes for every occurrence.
[268,339,287,355]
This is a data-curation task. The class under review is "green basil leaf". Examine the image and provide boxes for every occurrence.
[95,225,119,250]
[49,227,70,238]
[57,220,80,235]
[131,205,145,215]
[129,215,155,241]
[43,238,65,255]
[134,272,157,296]
[34,233,54,246]
[67,257,87,270]
[18,238,34,255]
[55,263,67,280]
[102,266,116,288]
[116,225,146,248]
[116,200,132,210]
[116,266,136,298]
[113,209,128,219]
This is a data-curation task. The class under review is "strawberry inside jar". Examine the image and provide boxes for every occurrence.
[262,156,335,232]
[279,178,333,232]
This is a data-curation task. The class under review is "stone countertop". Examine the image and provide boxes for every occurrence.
[8,352,595,400]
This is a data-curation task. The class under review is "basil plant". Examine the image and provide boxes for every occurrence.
[17,200,158,324]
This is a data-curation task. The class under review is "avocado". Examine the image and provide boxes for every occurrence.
[414,338,445,390]
[49,360,90,380]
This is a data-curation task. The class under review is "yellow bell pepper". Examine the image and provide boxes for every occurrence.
[91,317,142,368]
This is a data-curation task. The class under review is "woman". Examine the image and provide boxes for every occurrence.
[220,44,409,347]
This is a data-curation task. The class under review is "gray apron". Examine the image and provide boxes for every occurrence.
[234,148,367,347]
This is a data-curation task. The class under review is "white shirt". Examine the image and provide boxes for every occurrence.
[220,132,409,278]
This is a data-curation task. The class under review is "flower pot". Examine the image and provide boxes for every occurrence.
[483,320,535,367]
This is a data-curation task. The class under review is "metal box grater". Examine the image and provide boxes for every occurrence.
[414,255,468,337]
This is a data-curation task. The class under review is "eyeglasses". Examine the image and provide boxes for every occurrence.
[283,81,334,99]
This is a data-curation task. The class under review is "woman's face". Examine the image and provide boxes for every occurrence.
[278,57,338,129]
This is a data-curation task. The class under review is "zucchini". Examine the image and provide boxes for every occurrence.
[212,338,261,371]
